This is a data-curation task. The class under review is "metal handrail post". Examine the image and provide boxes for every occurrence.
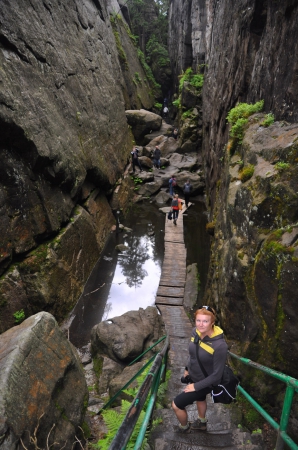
[134,364,165,450]
[109,336,169,450]
[275,386,295,450]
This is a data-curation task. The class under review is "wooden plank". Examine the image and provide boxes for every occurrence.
[162,261,186,268]
[164,242,185,248]
[165,238,185,244]
[157,286,184,298]
[157,305,192,338]
[155,296,184,306]
[159,279,185,287]
[161,263,186,279]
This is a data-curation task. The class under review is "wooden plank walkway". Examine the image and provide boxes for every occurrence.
[155,202,193,401]
[152,204,262,449]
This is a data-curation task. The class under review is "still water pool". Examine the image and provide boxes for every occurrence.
[67,200,209,350]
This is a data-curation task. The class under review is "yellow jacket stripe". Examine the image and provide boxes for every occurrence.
[190,337,214,354]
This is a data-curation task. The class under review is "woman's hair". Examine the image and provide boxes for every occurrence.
[194,306,216,325]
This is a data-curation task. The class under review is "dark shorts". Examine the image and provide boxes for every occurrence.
[173,386,212,410]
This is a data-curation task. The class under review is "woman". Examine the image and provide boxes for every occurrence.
[171,194,180,225]
[172,306,228,432]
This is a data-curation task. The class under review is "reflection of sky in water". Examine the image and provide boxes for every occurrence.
[67,203,165,349]
[104,237,161,320]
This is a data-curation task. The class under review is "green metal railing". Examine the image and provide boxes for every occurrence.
[229,351,298,450]
[98,335,169,449]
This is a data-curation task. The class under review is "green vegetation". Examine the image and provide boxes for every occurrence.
[146,35,171,69]
[172,98,181,108]
[13,309,25,324]
[178,67,204,92]
[154,102,162,110]
[226,100,264,145]
[110,21,128,69]
[95,365,170,449]
[239,164,254,182]
[131,176,143,185]
[134,72,141,83]
[237,396,265,431]
[94,400,148,449]
[261,112,274,127]
[275,161,290,171]
[137,49,160,90]
[127,0,171,89]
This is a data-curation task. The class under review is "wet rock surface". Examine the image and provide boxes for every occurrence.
[0,312,88,449]
[204,116,298,441]
[91,306,166,364]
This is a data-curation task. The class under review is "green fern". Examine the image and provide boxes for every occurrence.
[95,400,148,449]
[96,368,170,449]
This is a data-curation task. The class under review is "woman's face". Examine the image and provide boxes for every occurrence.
[195,314,213,337]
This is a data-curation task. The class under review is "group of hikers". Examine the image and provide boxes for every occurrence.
[131,145,193,225]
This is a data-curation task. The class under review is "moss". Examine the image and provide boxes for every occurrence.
[80,421,91,439]
[206,221,215,236]
[110,23,128,69]
[55,402,69,421]
[275,294,286,341]
[93,356,103,379]
[239,164,254,182]
[237,395,265,432]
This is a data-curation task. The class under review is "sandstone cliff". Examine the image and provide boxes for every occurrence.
[168,0,298,430]
[0,0,157,332]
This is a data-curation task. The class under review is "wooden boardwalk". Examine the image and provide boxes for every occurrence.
[155,203,193,404]
[151,205,262,449]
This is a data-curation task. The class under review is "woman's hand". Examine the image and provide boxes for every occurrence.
[184,383,195,393]
[184,370,189,377]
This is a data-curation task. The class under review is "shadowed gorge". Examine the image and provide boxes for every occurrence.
[1,0,298,448]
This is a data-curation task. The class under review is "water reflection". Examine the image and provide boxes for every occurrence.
[118,236,150,288]
[68,204,165,349]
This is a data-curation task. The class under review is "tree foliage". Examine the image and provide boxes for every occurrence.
[127,0,171,93]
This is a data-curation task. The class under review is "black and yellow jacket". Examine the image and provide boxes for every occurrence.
[187,325,228,391]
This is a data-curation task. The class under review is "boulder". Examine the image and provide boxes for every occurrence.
[180,82,201,109]
[98,357,124,395]
[175,171,205,195]
[168,153,200,171]
[135,171,154,183]
[143,121,173,144]
[0,312,88,449]
[108,361,146,405]
[91,306,166,364]
[125,109,162,141]
[145,136,179,157]
[155,191,173,204]
[137,180,163,197]
[160,157,170,168]
[152,170,205,193]
[138,156,154,169]
[180,139,199,153]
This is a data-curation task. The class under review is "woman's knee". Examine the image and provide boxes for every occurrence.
[172,400,180,412]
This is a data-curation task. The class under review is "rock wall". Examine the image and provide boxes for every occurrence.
[168,0,210,90]
[0,0,156,331]
[168,0,298,426]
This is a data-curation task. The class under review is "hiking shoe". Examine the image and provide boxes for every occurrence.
[191,418,207,431]
[173,220,177,225]
[175,422,191,433]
